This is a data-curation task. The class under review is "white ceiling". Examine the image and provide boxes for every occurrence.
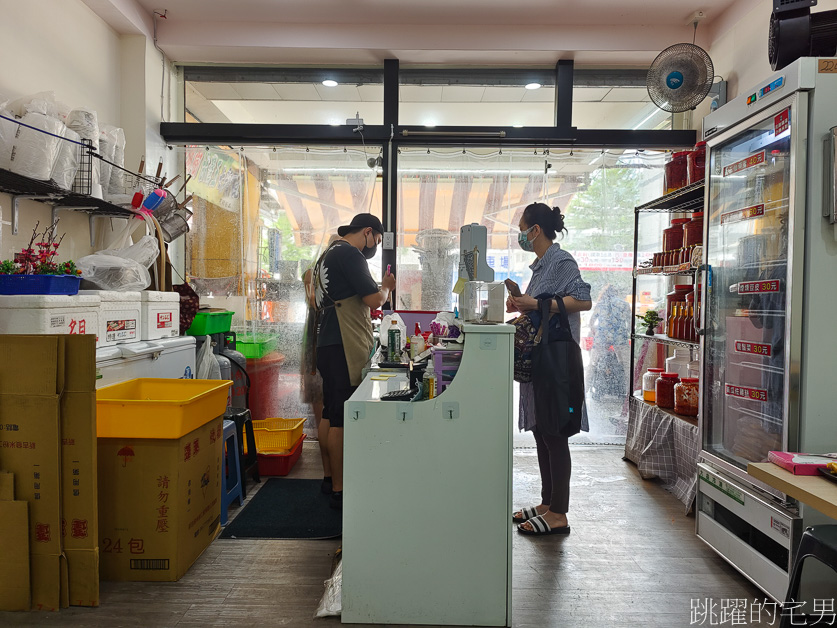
[83,0,750,66]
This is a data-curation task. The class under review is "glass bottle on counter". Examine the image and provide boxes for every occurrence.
[655,373,680,409]
[643,368,665,403]
[388,320,402,362]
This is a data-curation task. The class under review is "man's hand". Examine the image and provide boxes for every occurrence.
[382,272,396,292]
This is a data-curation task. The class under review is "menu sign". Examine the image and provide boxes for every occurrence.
[726,385,768,402]
[734,341,772,357]
[738,280,781,294]
[721,204,765,225]
[723,150,766,177]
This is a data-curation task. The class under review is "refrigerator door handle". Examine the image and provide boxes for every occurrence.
[695,264,708,336]
[118,342,164,358]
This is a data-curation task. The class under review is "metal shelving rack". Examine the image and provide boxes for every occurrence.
[0,116,161,247]
[628,181,705,415]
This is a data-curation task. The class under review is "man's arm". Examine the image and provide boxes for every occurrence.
[362,272,396,309]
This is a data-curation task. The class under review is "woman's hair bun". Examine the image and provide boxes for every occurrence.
[552,207,566,234]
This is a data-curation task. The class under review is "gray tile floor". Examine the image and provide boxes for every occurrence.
[0,442,772,627]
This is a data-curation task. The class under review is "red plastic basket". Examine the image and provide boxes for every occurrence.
[257,434,305,476]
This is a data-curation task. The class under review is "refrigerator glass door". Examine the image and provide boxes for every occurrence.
[703,102,794,473]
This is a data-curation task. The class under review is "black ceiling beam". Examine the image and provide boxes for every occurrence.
[181,65,649,88]
[555,60,573,128]
[161,122,696,149]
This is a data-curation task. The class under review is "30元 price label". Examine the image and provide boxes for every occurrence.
[721,204,765,225]
[725,385,768,402]
[737,280,781,294]
[734,341,772,357]
[723,150,765,177]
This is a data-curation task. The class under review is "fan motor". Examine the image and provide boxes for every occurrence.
[769,3,837,70]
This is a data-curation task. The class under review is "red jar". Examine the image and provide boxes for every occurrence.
[687,142,707,185]
[665,151,690,193]
[663,218,690,252]
[666,285,692,326]
[655,373,680,409]
[674,377,700,416]
[684,212,704,248]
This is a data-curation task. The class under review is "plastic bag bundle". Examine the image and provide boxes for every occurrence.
[314,561,342,618]
[0,109,16,170]
[77,254,151,292]
[9,91,56,117]
[98,125,118,197]
[50,126,81,190]
[100,235,159,269]
[196,336,222,380]
[108,127,126,193]
[9,112,64,180]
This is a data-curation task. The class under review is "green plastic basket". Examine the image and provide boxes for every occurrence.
[235,335,280,359]
[186,310,234,336]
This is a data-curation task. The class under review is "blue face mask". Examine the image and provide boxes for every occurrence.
[518,226,536,252]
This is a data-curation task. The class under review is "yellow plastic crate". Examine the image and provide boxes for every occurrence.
[252,418,305,454]
[96,378,232,439]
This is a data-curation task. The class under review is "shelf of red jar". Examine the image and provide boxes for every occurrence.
[630,393,699,426]
[634,263,695,277]
[632,333,699,350]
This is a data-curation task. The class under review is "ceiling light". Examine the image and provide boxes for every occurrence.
[525,83,542,90]
[322,80,339,87]
[513,124,524,128]
[424,121,437,128]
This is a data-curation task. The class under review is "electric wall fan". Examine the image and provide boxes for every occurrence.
[646,43,715,113]
[769,0,837,71]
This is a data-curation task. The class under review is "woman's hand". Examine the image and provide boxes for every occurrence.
[511,295,538,313]
[506,295,517,313]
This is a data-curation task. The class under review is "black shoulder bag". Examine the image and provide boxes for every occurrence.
[531,295,585,437]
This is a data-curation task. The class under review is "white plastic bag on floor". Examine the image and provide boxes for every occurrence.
[9,112,64,180]
[314,561,342,618]
[196,335,221,380]
[50,126,81,190]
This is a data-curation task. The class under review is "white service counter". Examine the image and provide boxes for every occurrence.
[342,323,514,627]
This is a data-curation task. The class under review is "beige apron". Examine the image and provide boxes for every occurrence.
[312,242,375,386]
[333,295,374,386]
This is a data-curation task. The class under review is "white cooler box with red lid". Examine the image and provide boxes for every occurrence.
[141,291,180,340]
[0,294,101,341]
[95,336,196,388]
[79,290,141,346]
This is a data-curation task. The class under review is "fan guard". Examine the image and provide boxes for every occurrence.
[646,43,715,113]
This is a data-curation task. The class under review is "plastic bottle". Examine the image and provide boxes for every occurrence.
[388,320,401,362]
[665,348,691,379]
[423,362,437,400]
[410,323,425,359]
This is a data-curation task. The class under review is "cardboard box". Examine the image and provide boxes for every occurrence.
[0,469,14,500]
[0,499,31,611]
[0,334,97,609]
[64,549,99,608]
[98,416,224,581]
[0,394,64,610]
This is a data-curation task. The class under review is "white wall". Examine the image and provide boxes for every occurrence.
[0,0,124,262]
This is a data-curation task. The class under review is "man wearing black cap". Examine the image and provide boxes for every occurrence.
[313,213,395,509]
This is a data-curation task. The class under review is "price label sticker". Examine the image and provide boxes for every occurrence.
[774,109,789,136]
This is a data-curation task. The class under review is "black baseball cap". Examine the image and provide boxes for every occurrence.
[337,213,384,237]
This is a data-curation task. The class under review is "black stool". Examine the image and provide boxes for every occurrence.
[780,525,837,628]
[224,407,260,499]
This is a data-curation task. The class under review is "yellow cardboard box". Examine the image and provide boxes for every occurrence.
[0,334,97,609]
[64,548,99,607]
[98,416,224,581]
[0,498,31,611]
[0,394,64,611]
[0,469,14,500]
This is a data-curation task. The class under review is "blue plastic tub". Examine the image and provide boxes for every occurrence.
[0,274,82,295]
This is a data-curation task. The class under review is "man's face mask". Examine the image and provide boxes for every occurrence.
[362,231,378,259]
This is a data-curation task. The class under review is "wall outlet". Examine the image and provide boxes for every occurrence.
[384,232,394,250]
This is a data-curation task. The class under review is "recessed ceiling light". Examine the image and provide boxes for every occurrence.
[513,124,524,128]
[329,120,341,126]
[525,83,542,90]
[322,80,339,87]
[424,121,436,128]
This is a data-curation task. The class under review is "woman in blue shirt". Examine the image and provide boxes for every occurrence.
[507,203,592,536]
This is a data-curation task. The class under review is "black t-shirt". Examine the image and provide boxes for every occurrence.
[315,241,379,347]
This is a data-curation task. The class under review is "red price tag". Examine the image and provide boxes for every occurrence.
[734,341,772,357]
[723,150,766,177]
[774,109,789,136]
[725,384,768,402]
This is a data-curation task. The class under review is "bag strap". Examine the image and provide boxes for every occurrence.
[537,297,552,344]
[553,294,572,333]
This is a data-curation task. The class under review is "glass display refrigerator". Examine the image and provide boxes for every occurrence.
[696,57,837,601]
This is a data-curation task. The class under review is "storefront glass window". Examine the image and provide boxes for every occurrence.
[395,146,665,444]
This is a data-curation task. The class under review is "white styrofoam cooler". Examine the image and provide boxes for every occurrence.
[0,294,101,342]
[140,291,180,340]
[95,336,196,388]
[79,290,141,347]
